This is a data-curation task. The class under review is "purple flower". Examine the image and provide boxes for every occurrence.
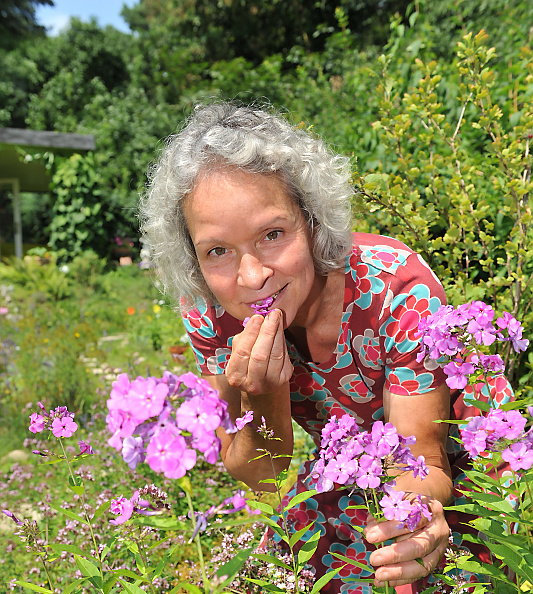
[145,429,197,479]
[442,360,475,390]
[379,487,412,522]
[236,410,254,430]
[29,413,45,434]
[175,395,221,437]
[77,440,94,455]
[2,509,23,526]
[109,495,135,525]
[502,442,533,472]
[129,377,169,423]
[51,416,78,438]
[122,436,145,469]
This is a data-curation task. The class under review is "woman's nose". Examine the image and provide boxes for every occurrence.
[237,252,273,289]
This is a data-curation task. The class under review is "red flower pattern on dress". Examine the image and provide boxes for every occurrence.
[385,293,433,344]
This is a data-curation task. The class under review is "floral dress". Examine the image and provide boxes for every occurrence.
[182,232,513,593]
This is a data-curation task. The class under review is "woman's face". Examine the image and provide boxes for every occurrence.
[184,169,319,328]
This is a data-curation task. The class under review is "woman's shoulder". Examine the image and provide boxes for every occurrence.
[180,298,242,339]
[349,232,418,274]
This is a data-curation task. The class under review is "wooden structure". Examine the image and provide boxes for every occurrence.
[0,128,96,258]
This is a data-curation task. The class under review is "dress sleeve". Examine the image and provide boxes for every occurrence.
[181,301,238,376]
[377,252,448,395]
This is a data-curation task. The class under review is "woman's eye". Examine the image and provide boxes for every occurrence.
[265,230,281,241]
[208,247,227,257]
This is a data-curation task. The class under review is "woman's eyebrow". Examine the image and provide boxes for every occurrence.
[193,215,295,247]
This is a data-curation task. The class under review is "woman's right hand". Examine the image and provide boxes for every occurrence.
[224,309,293,396]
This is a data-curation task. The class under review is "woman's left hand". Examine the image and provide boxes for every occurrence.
[364,496,449,588]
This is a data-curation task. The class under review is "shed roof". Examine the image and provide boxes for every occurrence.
[0,127,96,192]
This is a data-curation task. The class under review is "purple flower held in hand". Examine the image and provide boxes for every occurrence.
[51,416,78,438]
[379,487,412,522]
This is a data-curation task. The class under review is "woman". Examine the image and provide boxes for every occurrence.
[140,102,505,592]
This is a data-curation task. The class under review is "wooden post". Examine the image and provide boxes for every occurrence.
[0,178,22,258]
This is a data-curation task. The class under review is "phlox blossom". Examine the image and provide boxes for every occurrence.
[379,487,412,522]
[145,428,197,479]
[236,410,254,430]
[51,416,78,438]
[502,442,533,472]
[29,413,45,434]
[128,377,169,422]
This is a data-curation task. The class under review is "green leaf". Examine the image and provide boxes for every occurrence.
[252,552,292,571]
[331,552,373,575]
[483,542,533,583]
[112,569,150,582]
[214,548,254,591]
[463,396,492,412]
[177,476,192,496]
[309,565,346,594]
[246,578,286,592]
[118,579,148,594]
[49,502,88,525]
[62,578,88,594]
[93,500,111,521]
[48,543,87,557]
[103,573,119,594]
[74,554,103,589]
[283,489,318,512]
[167,583,202,594]
[247,499,276,516]
[289,521,316,548]
[13,581,53,593]
[297,529,321,566]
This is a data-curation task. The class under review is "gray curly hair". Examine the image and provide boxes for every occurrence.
[139,101,354,306]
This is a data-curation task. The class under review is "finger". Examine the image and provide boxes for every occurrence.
[373,539,447,587]
[247,310,282,385]
[225,315,264,386]
[268,310,293,384]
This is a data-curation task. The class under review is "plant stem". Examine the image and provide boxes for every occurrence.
[40,556,56,593]
[136,527,158,594]
[268,452,301,594]
[57,438,104,583]
[184,488,209,592]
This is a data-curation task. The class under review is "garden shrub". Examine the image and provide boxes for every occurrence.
[355,24,533,390]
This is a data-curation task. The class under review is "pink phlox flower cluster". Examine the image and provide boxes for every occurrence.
[461,408,533,472]
[416,302,528,390]
[106,371,236,479]
[311,415,432,531]
[109,490,157,525]
[28,403,78,439]
[190,489,261,540]
[242,296,274,327]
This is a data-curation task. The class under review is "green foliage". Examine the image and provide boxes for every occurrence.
[0,0,52,50]
[356,24,533,386]
[0,252,71,300]
[48,152,118,260]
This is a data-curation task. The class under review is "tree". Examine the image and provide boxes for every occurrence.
[0,0,53,50]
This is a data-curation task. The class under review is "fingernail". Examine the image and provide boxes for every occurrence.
[366,529,377,542]
[372,555,382,566]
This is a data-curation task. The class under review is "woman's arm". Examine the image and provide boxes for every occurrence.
[365,383,452,587]
[205,309,294,491]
